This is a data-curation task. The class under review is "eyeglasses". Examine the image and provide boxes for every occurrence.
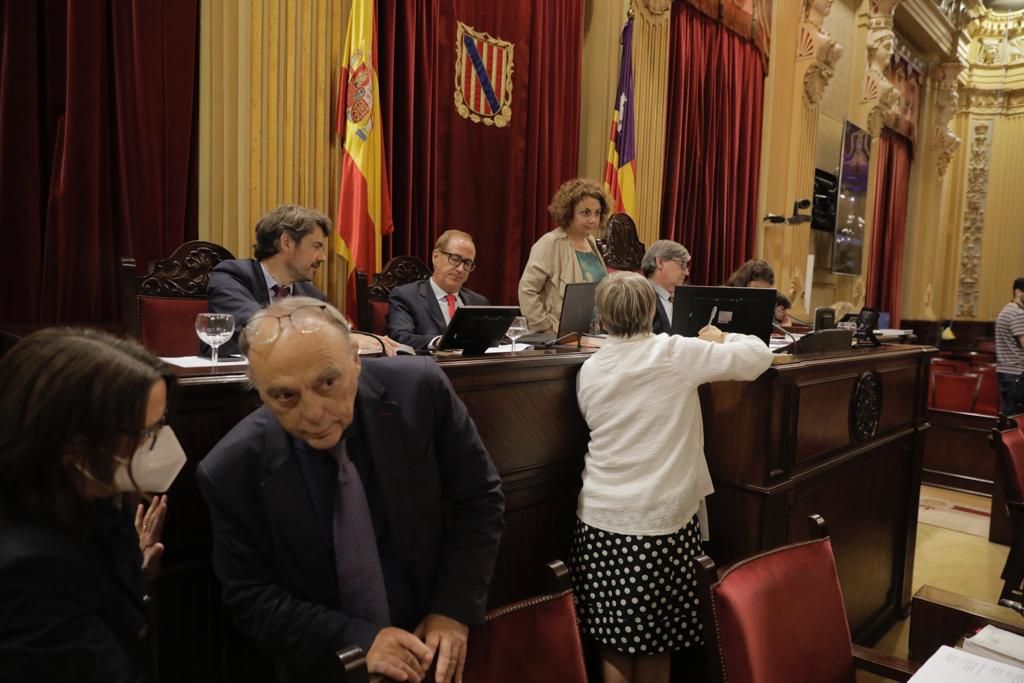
[437,250,477,272]
[244,304,336,345]
[138,414,168,452]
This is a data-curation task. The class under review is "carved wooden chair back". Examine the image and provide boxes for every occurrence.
[355,256,431,335]
[120,240,235,356]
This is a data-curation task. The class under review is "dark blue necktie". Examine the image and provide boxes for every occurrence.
[332,442,390,629]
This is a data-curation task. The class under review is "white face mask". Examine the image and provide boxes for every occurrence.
[113,426,187,494]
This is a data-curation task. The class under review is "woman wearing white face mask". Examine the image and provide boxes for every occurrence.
[0,328,185,682]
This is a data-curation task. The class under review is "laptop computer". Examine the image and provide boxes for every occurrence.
[519,282,599,345]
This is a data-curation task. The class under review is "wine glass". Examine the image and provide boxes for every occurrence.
[506,316,528,353]
[196,313,235,368]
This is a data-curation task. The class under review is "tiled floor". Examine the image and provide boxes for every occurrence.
[856,486,1010,682]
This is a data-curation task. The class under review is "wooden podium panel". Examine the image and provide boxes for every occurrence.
[153,344,932,682]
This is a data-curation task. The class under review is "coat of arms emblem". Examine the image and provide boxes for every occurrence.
[346,48,374,141]
[454,22,514,127]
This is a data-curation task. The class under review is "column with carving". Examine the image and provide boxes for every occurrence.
[933,61,963,177]
[955,122,993,318]
[764,0,844,316]
[861,0,903,137]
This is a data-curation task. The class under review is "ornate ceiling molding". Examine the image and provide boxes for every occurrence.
[959,85,1024,113]
[955,121,993,318]
[799,0,844,105]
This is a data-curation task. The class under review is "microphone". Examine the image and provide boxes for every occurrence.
[787,313,810,326]
[772,322,797,343]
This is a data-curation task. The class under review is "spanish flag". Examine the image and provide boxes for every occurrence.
[603,18,636,216]
[336,0,392,299]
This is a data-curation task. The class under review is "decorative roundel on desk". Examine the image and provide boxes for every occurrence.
[850,371,882,441]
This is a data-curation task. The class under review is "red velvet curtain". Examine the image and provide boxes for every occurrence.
[376,0,583,305]
[0,0,199,325]
[660,1,765,287]
[866,129,912,328]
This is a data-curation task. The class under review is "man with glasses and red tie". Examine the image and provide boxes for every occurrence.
[386,230,489,350]
[197,297,504,683]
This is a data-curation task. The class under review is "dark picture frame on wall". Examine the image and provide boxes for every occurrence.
[832,120,872,275]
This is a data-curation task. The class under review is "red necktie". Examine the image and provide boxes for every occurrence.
[445,294,457,320]
[272,284,291,300]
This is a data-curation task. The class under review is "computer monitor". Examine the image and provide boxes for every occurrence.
[518,282,598,345]
[814,307,836,331]
[670,286,775,344]
[557,282,599,338]
[877,311,891,330]
[437,306,521,355]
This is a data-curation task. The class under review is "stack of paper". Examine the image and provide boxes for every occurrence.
[964,626,1024,667]
[910,645,1024,682]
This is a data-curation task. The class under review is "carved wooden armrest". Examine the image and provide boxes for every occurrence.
[852,644,918,681]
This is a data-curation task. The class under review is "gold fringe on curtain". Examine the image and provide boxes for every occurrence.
[198,0,351,307]
[632,0,671,248]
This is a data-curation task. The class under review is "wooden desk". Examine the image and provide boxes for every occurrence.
[155,344,932,682]
[909,585,1024,662]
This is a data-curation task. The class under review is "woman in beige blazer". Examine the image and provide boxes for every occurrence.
[518,178,610,332]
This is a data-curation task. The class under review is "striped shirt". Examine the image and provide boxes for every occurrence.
[996,301,1024,374]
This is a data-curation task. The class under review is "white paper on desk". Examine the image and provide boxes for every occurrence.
[485,344,533,353]
[910,645,1024,682]
[160,355,249,368]
[964,626,1024,667]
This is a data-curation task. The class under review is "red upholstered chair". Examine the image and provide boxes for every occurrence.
[596,213,645,273]
[930,372,981,412]
[334,561,586,683]
[930,357,963,374]
[975,366,1000,415]
[120,241,235,356]
[696,515,917,683]
[991,421,1024,612]
[354,256,431,335]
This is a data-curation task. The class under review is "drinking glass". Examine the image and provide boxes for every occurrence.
[506,316,528,353]
[196,313,235,368]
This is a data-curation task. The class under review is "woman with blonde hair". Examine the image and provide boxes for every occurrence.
[571,272,773,683]
[518,178,610,332]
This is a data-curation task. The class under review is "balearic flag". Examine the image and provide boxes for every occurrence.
[336,0,393,307]
[603,18,636,216]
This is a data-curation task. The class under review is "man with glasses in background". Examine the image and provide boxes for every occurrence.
[197,297,504,683]
[641,240,691,335]
[387,230,489,350]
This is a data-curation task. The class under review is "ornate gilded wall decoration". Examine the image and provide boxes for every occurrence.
[955,121,993,318]
[933,61,963,178]
[923,283,936,320]
[862,0,903,137]
[799,0,843,105]
[453,22,514,128]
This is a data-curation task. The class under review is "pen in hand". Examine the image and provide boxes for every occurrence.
[707,306,718,327]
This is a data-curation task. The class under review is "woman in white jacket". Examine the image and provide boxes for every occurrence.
[571,272,773,683]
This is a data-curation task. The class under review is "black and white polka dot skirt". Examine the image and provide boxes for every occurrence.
[569,516,704,655]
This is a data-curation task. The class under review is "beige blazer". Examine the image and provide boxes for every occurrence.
[517,228,605,333]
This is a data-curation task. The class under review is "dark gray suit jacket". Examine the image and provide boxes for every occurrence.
[653,297,672,335]
[206,258,326,356]
[196,357,504,682]
[386,279,489,349]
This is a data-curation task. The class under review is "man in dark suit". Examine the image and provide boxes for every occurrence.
[208,205,397,356]
[197,297,504,683]
[387,230,489,349]
[641,240,691,335]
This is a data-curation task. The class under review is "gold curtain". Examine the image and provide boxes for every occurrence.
[632,0,671,248]
[579,0,629,184]
[198,0,351,305]
[978,114,1024,319]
